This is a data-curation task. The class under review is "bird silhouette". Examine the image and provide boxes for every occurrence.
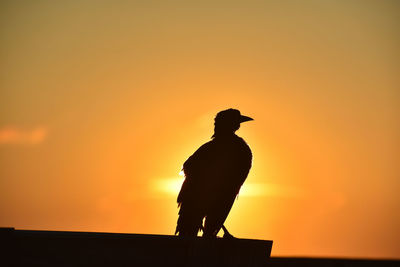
[175,108,253,238]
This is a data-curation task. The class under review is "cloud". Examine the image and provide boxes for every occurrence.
[0,126,48,145]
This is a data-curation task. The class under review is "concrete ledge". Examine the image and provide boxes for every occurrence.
[1,228,272,266]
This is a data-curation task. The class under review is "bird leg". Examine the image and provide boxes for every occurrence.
[221,225,235,239]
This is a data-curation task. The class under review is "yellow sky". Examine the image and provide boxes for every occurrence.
[1,0,399,259]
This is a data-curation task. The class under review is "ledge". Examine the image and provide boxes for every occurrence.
[1,227,272,266]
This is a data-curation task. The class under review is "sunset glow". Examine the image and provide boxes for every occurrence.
[153,178,184,196]
[0,0,399,259]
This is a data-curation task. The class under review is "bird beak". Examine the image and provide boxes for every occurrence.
[240,115,253,123]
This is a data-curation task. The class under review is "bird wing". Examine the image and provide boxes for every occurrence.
[177,141,215,205]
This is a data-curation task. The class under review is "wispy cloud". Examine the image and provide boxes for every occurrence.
[0,126,48,145]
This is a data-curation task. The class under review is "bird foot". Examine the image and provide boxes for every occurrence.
[221,225,235,239]
[223,231,235,239]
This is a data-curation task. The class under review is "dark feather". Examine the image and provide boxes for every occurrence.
[176,134,252,237]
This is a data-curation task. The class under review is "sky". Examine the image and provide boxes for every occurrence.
[0,0,399,259]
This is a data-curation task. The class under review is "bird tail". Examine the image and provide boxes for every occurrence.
[175,202,204,237]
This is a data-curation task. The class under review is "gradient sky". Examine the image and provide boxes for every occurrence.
[1,0,399,259]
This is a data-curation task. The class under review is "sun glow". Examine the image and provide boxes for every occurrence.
[152,178,184,196]
[151,177,300,198]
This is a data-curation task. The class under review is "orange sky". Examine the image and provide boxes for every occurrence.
[0,0,399,259]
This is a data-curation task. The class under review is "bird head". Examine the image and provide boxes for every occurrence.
[212,109,253,138]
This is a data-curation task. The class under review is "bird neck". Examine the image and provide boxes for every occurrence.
[212,132,236,139]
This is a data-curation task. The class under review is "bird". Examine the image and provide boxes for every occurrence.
[175,108,253,238]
